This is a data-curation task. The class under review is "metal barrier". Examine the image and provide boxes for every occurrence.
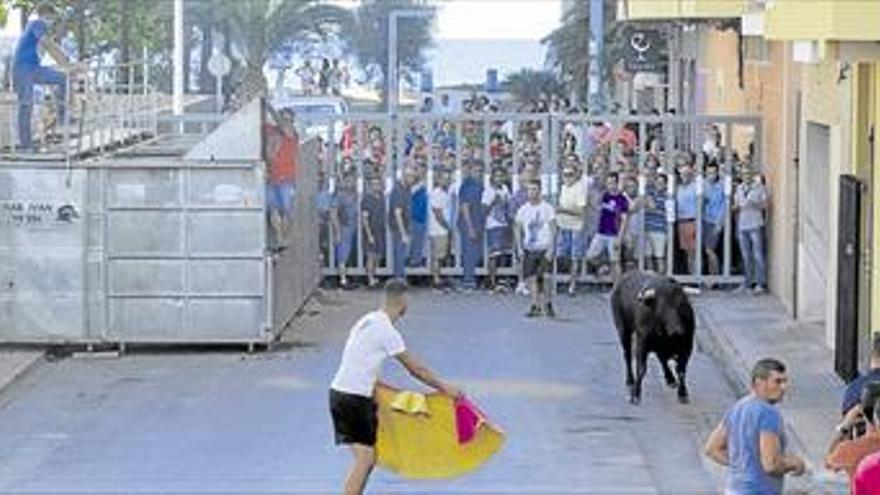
[1,59,159,160]
[301,112,762,287]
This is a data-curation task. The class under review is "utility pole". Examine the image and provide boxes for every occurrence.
[173,0,184,131]
[588,0,605,114]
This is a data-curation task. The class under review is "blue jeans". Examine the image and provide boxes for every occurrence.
[459,231,483,287]
[737,227,767,288]
[409,222,427,267]
[13,65,68,150]
[392,235,409,280]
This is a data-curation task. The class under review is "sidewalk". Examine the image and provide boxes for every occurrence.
[0,349,44,399]
[695,291,850,492]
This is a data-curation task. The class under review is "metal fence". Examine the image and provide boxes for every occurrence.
[301,111,763,287]
[0,60,159,160]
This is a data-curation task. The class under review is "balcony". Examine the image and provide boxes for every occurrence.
[619,0,747,21]
[764,0,880,41]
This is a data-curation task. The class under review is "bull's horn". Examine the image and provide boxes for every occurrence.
[638,287,656,302]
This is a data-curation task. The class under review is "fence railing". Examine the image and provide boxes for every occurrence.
[296,111,763,287]
[1,59,159,161]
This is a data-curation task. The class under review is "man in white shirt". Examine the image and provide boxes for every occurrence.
[428,170,453,289]
[555,162,587,295]
[514,180,557,318]
[482,166,513,291]
[330,280,461,495]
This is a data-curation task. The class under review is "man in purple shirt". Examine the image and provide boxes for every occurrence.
[586,172,629,282]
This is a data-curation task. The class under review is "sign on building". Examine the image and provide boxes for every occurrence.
[623,28,666,74]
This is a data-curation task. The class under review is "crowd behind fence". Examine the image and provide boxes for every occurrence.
[290,108,766,292]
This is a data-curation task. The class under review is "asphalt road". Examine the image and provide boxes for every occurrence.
[0,289,736,493]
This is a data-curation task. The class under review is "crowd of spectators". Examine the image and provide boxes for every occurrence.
[313,97,769,295]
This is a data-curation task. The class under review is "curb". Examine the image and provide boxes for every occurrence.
[0,351,45,399]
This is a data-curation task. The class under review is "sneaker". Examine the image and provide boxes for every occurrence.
[515,281,530,296]
[526,305,542,318]
[567,283,577,296]
[544,302,556,318]
[753,285,767,295]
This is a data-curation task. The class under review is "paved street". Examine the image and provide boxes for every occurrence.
[0,290,737,493]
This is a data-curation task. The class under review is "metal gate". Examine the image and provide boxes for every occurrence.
[301,112,762,287]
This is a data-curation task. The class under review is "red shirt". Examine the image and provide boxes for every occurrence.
[854,451,880,494]
[263,124,298,184]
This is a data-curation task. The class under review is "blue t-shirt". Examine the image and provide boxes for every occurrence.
[704,179,726,226]
[724,396,786,495]
[676,182,698,220]
[13,19,48,71]
[645,186,667,233]
[411,184,428,225]
[842,369,880,414]
[457,177,483,232]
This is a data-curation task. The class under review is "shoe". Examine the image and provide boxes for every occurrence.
[753,285,767,295]
[567,283,577,296]
[544,303,556,318]
[526,305,542,318]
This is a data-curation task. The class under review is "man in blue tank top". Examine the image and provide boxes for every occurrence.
[12,3,78,151]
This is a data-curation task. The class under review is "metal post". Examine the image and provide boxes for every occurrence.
[588,0,605,113]
[387,15,398,117]
[173,0,184,133]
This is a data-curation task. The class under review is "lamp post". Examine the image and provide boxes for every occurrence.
[387,9,433,117]
[173,0,184,131]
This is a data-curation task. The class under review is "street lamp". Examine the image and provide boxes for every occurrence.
[387,9,433,116]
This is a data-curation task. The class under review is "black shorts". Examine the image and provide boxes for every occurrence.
[523,250,550,279]
[329,389,378,446]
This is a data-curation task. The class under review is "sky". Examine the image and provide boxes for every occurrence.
[434,0,562,41]
[428,0,562,87]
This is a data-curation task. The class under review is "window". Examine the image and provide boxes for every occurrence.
[744,36,770,63]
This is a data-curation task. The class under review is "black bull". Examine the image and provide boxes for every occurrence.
[610,271,696,405]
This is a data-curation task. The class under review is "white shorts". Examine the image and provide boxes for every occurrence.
[645,231,667,258]
[587,234,620,262]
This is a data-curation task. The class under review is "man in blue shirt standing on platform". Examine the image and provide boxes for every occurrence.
[13,3,79,152]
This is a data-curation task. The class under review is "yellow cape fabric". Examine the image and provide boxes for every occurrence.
[389,391,430,416]
[374,384,505,479]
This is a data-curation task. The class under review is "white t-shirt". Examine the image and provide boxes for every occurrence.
[482,184,511,230]
[330,310,406,397]
[428,186,452,237]
[515,201,556,252]
[556,178,587,231]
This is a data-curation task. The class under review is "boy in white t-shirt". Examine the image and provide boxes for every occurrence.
[514,180,557,318]
[329,280,461,494]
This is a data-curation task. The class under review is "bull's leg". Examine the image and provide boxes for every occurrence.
[619,330,635,391]
[631,340,649,405]
[658,355,677,389]
[675,352,691,404]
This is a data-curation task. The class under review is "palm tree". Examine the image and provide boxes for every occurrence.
[219,0,353,107]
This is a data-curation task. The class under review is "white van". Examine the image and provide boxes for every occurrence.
[271,92,348,140]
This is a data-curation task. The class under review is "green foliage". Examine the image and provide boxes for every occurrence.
[346,0,435,100]
[502,69,567,105]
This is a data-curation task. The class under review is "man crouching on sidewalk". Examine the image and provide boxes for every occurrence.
[329,280,461,494]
